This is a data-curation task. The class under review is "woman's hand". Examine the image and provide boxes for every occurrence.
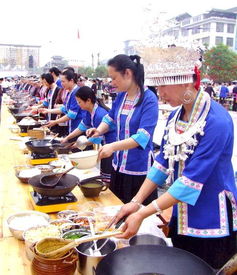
[60,137,68,144]
[98,144,114,159]
[116,212,144,239]
[86,128,100,138]
[46,120,57,128]
[38,108,48,114]
[108,202,141,229]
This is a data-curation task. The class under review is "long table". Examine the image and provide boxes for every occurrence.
[0,102,172,274]
[0,104,123,274]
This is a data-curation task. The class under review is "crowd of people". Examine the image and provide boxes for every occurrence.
[1,47,237,269]
[202,82,237,111]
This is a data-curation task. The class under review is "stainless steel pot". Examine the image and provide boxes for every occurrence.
[76,238,117,275]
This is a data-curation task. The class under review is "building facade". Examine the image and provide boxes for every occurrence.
[163,8,237,51]
[0,43,41,71]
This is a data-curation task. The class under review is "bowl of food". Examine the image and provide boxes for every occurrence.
[14,165,41,183]
[79,179,108,197]
[49,159,67,169]
[68,150,98,169]
[62,229,89,240]
[7,211,50,240]
[50,219,73,232]
[9,125,20,133]
[35,164,54,174]
[67,214,95,230]
[23,224,62,261]
[57,210,78,220]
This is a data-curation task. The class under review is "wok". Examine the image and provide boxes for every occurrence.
[28,174,79,197]
[8,107,23,114]
[13,113,41,123]
[18,123,42,133]
[96,245,215,275]
[25,139,62,154]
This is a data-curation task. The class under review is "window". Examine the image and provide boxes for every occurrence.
[192,27,200,34]
[181,29,188,36]
[202,37,210,45]
[226,37,234,47]
[216,22,224,32]
[215,36,223,45]
[203,23,210,32]
[193,15,202,23]
[182,18,190,26]
[227,24,234,33]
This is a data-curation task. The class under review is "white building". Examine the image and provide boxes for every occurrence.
[163,8,237,51]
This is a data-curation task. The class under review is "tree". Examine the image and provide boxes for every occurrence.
[204,44,237,82]
[94,65,108,78]
[79,66,95,78]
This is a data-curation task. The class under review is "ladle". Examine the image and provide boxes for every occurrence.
[40,166,74,187]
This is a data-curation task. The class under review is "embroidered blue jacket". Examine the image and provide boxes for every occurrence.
[147,100,237,238]
[78,103,116,145]
[102,89,158,175]
[60,86,86,132]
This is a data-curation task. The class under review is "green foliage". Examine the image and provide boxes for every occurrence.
[79,65,108,78]
[79,66,95,78]
[204,44,237,82]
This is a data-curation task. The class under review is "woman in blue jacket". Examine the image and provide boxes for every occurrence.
[87,54,159,205]
[61,86,116,181]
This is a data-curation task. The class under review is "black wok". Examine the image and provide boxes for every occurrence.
[13,113,41,123]
[96,245,215,275]
[25,139,62,154]
[8,107,22,114]
[18,123,42,133]
[28,174,79,196]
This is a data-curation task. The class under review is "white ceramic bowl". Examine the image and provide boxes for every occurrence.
[68,150,98,169]
[7,211,50,240]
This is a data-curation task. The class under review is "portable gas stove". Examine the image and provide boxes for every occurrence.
[29,191,78,213]
[19,129,28,137]
[29,152,58,165]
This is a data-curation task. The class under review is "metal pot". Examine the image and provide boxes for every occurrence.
[76,238,117,275]
[129,234,167,247]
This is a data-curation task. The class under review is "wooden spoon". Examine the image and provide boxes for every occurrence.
[40,166,74,187]
[48,133,59,143]
[35,230,122,259]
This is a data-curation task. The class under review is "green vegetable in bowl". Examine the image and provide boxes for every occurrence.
[63,231,88,240]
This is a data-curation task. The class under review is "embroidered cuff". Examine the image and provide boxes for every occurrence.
[60,105,66,114]
[67,110,77,119]
[43,101,48,107]
[78,121,88,132]
[131,129,150,149]
[168,176,203,206]
[147,161,168,186]
[88,137,103,144]
[102,114,116,130]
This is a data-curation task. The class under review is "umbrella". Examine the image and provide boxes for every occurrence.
[201,78,211,83]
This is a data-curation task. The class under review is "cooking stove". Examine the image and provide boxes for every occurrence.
[29,191,78,213]
[29,152,58,165]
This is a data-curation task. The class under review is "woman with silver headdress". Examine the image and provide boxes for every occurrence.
[114,47,237,269]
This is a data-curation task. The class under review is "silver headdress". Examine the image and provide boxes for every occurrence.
[140,47,201,86]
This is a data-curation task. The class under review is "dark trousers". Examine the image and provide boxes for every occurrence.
[110,168,157,205]
[168,199,237,269]
[233,100,237,111]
